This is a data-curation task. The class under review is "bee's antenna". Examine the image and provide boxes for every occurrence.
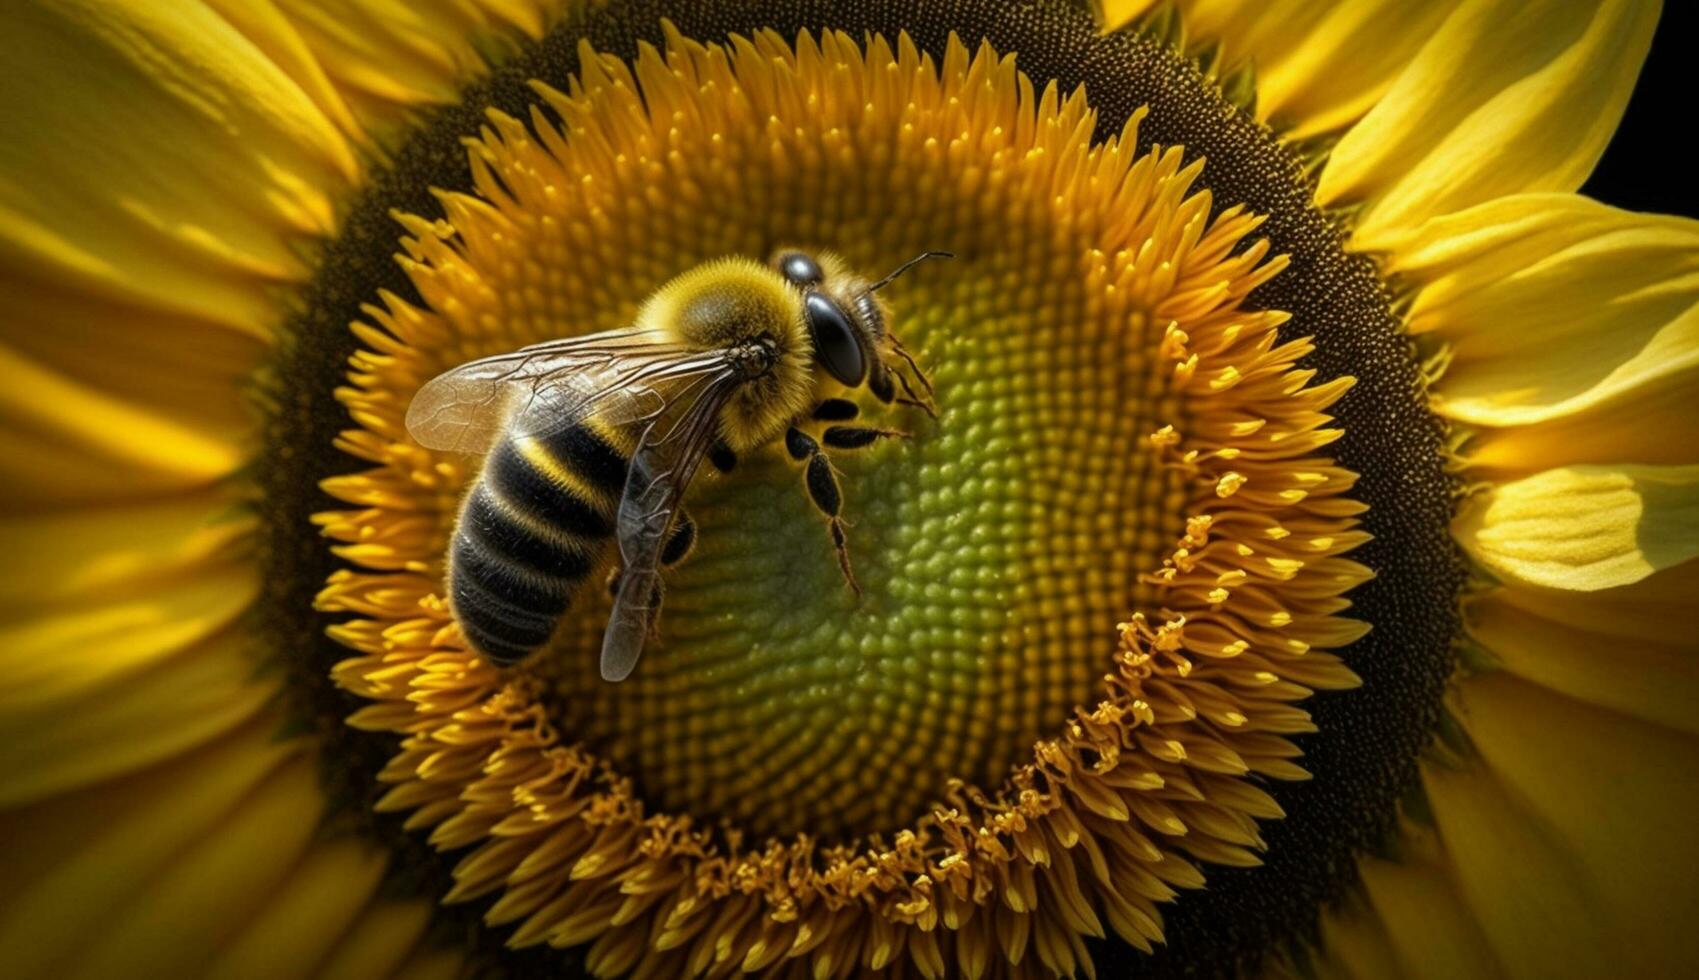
[869,250,954,292]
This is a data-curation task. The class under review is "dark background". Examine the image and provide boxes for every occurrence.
[1582,5,1693,217]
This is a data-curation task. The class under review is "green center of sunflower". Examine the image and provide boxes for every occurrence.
[262,2,1464,977]
[546,252,1184,840]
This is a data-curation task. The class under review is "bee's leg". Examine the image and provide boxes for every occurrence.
[783,426,861,596]
[709,440,738,473]
[888,362,938,418]
[645,578,666,642]
[821,425,910,450]
[869,362,935,418]
[811,399,908,459]
[888,335,936,400]
[811,398,860,421]
[651,510,698,638]
[661,510,697,568]
[869,363,896,404]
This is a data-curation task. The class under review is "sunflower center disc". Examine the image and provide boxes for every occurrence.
[418,34,1195,840]
[545,206,1184,841]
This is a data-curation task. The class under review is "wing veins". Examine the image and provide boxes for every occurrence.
[406,327,739,453]
[599,364,742,682]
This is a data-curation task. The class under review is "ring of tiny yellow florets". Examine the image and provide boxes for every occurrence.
[313,25,1372,978]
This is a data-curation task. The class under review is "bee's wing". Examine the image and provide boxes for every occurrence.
[404,327,693,454]
[599,364,745,682]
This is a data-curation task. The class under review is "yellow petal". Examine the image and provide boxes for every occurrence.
[1460,374,1699,473]
[1,273,266,458]
[62,753,326,979]
[269,0,550,132]
[0,560,257,715]
[1249,1,1459,139]
[0,493,251,607]
[1469,560,1699,736]
[1092,0,1158,31]
[200,0,365,143]
[1095,2,1458,139]
[1455,464,1699,591]
[1317,0,1658,249]
[0,343,247,505]
[1315,820,1501,979]
[206,834,392,980]
[1137,0,1462,140]
[1305,895,1404,980]
[1422,754,1612,976]
[1484,550,1699,648]
[0,0,356,331]
[388,946,475,980]
[0,490,263,801]
[1386,195,1699,439]
[317,895,438,980]
[1429,672,1699,975]
[0,625,275,807]
[0,718,301,976]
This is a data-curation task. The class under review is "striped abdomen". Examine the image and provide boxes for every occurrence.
[448,418,631,665]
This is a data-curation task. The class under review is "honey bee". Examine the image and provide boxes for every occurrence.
[405,249,948,681]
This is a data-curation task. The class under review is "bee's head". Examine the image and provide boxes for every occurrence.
[770,248,949,393]
[771,248,872,389]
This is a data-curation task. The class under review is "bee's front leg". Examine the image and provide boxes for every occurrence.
[821,425,910,449]
[865,360,937,418]
[811,399,911,447]
[783,426,861,596]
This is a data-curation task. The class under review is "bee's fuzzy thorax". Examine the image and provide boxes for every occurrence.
[637,256,815,451]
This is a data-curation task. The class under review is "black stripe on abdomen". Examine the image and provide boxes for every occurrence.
[535,420,628,498]
[449,545,560,663]
[449,433,621,665]
[461,485,597,581]
[486,441,613,538]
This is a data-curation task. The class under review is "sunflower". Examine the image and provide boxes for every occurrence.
[2,0,1694,976]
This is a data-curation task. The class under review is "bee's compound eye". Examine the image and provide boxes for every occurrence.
[805,292,867,387]
[779,252,824,286]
